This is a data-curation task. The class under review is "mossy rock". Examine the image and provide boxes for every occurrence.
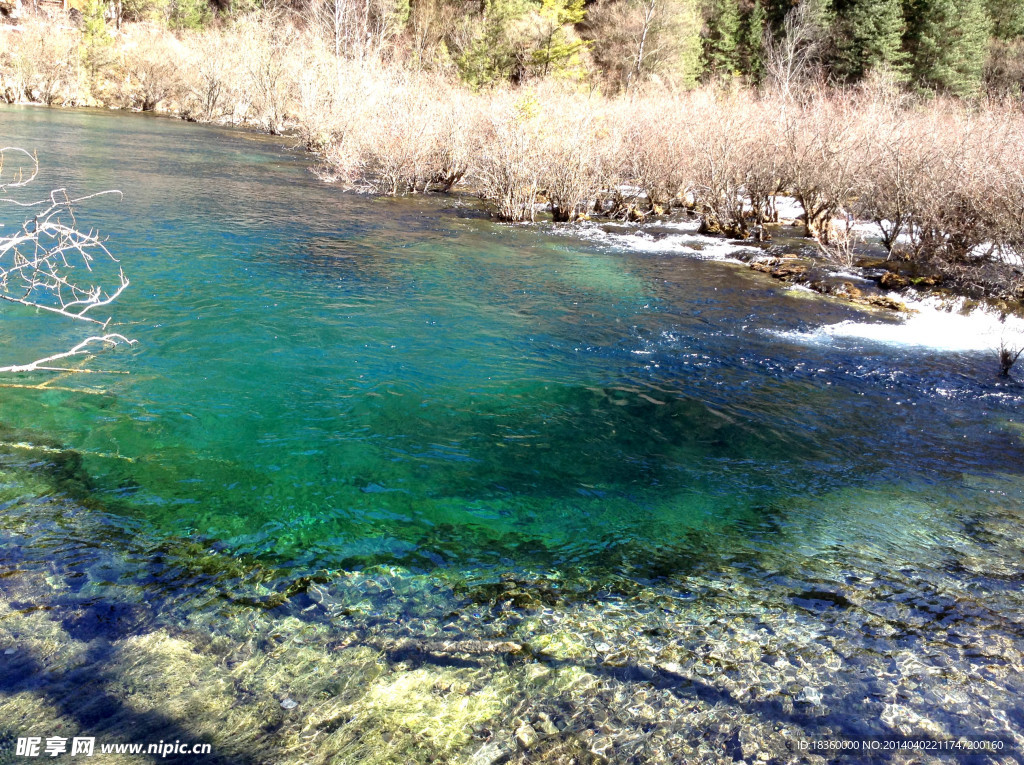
[527,631,591,662]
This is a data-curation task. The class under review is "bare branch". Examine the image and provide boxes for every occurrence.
[0,334,136,374]
[0,148,134,376]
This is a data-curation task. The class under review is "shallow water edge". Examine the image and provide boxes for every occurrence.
[1,443,1023,764]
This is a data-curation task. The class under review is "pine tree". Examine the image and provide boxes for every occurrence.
[703,0,742,78]
[457,0,533,86]
[984,0,1024,40]
[740,0,767,82]
[904,0,991,95]
[833,0,906,81]
[81,0,115,78]
[530,0,590,78]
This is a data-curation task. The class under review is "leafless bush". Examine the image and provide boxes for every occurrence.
[985,109,1024,269]
[316,71,475,195]
[121,27,184,111]
[619,96,693,213]
[180,28,237,122]
[903,114,994,268]
[998,336,1023,377]
[783,92,866,244]
[985,39,1024,100]
[240,14,301,134]
[816,214,863,268]
[425,90,474,192]
[292,45,341,152]
[536,98,613,222]
[686,98,748,237]
[4,19,82,106]
[471,95,544,222]
[741,103,788,229]
[361,87,440,194]
[854,114,926,255]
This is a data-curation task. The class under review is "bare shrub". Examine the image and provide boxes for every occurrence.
[998,336,1023,377]
[121,26,184,111]
[741,102,788,230]
[985,39,1024,100]
[316,70,475,195]
[903,112,995,269]
[816,214,863,268]
[4,18,82,106]
[685,96,750,237]
[180,27,237,122]
[360,85,441,194]
[782,92,866,244]
[536,96,613,222]
[855,114,926,255]
[425,89,475,192]
[619,95,693,213]
[240,14,301,134]
[985,109,1024,280]
[471,94,545,222]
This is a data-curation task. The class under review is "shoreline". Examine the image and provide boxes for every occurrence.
[2,96,1019,331]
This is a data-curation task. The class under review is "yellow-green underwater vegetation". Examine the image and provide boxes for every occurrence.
[3,425,1024,763]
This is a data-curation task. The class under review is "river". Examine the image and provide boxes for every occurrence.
[1,105,1023,763]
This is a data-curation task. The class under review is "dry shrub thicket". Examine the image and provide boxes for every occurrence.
[2,13,1024,298]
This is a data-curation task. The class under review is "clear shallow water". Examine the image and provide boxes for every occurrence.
[1,105,1024,580]
[5,107,1024,763]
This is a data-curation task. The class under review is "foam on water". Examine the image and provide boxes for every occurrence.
[568,222,756,262]
[773,292,1024,353]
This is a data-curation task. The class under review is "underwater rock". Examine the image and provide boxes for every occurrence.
[514,721,539,749]
[796,686,823,705]
[527,631,592,662]
[535,712,559,737]
[468,736,516,765]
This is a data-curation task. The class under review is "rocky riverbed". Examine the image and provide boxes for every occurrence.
[1,442,1023,764]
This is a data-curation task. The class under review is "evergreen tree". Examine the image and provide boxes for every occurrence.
[983,0,1024,40]
[740,0,767,82]
[833,0,906,81]
[703,0,742,78]
[530,0,590,78]
[81,0,115,78]
[457,0,533,86]
[904,0,991,95]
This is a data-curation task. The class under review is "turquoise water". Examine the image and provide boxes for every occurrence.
[2,105,1024,580]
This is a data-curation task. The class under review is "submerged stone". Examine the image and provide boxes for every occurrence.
[527,631,591,662]
[514,721,539,749]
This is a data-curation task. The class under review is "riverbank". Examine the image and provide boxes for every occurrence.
[2,13,1023,307]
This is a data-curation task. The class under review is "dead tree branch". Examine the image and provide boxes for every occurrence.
[0,148,135,374]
